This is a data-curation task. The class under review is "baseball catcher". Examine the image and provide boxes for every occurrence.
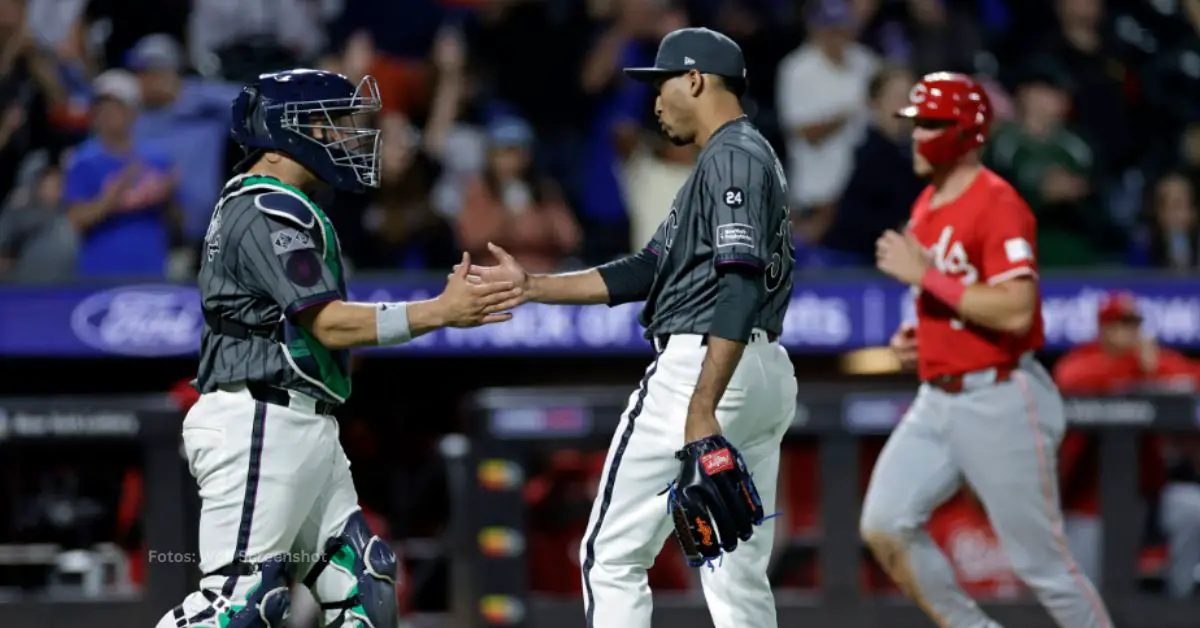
[156,68,520,628]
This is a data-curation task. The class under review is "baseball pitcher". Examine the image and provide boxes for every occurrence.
[156,69,522,628]
[464,28,796,628]
[864,72,1114,627]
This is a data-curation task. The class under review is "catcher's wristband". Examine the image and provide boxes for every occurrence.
[375,302,412,345]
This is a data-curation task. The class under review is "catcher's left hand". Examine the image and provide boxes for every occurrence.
[666,435,765,567]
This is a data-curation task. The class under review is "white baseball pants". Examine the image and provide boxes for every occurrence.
[156,384,362,627]
[579,331,797,628]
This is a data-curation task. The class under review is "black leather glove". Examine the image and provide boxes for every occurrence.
[665,435,764,567]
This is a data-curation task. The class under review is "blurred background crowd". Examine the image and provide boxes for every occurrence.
[6,0,1200,623]
[3,0,1200,282]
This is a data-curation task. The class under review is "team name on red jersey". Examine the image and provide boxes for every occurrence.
[927,225,978,286]
[907,168,1045,380]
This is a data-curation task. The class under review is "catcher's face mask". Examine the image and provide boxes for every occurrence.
[282,75,383,191]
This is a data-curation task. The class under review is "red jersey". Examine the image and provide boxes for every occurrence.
[908,168,1044,380]
[1054,342,1200,394]
[1052,343,1181,516]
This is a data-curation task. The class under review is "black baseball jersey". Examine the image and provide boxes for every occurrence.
[639,117,793,337]
[194,174,352,404]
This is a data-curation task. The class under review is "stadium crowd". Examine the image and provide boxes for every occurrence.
[1,0,1200,282]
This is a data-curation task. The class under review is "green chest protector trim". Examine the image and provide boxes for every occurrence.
[242,175,352,402]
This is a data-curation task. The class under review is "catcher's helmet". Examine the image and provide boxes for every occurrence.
[896,72,992,167]
[230,69,382,193]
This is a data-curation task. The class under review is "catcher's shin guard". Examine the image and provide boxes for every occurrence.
[304,510,398,628]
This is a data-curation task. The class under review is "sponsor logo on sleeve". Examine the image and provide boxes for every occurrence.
[716,223,756,249]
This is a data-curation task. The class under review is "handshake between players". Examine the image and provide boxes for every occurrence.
[427,249,525,329]
[180,56,776,628]
[280,250,522,353]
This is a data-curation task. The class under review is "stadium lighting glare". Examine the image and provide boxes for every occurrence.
[840,347,901,375]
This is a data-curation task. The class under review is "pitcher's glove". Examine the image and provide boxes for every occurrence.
[666,435,764,567]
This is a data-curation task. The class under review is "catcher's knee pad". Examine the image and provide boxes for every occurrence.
[304,510,398,628]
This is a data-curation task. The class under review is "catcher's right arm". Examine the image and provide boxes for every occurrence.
[666,435,765,567]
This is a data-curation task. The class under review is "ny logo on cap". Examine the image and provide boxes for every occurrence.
[684,56,695,65]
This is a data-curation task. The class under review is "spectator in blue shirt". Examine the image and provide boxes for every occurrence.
[63,69,177,279]
[127,34,240,248]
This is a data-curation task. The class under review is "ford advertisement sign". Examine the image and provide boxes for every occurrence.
[68,285,203,357]
[1,274,1200,357]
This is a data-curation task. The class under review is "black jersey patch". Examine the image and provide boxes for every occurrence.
[284,249,323,287]
[722,187,745,208]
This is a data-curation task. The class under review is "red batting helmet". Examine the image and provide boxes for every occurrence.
[896,72,992,166]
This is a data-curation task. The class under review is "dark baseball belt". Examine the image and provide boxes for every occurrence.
[924,362,1018,394]
[203,311,283,342]
[654,330,779,351]
[246,382,339,416]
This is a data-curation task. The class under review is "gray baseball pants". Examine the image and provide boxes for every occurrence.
[860,356,1113,627]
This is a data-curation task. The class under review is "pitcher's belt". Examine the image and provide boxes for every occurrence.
[654,329,778,352]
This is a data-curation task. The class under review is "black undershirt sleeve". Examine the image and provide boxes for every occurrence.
[596,247,659,306]
[709,266,765,343]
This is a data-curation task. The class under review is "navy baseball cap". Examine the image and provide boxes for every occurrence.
[624,27,747,92]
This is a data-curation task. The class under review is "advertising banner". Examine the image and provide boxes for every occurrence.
[3,275,1198,357]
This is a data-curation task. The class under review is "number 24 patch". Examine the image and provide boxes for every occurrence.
[723,187,744,208]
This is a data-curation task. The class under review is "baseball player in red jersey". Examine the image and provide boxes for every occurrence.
[861,72,1114,627]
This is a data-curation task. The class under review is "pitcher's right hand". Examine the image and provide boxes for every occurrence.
[454,243,530,303]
